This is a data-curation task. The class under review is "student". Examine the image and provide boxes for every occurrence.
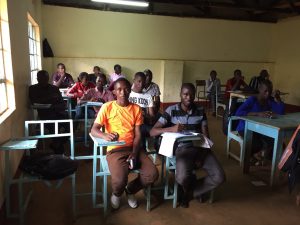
[235,79,285,165]
[52,63,74,88]
[249,69,269,92]
[206,70,221,116]
[29,70,68,154]
[78,75,114,117]
[89,66,102,84]
[66,72,95,101]
[150,83,225,208]
[129,72,155,149]
[67,72,95,120]
[143,69,161,114]
[108,64,125,91]
[225,69,248,99]
[91,78,158,209]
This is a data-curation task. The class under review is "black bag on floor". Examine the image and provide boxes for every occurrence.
[19,153,78,180]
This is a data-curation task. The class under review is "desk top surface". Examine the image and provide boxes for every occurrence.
[89,133,125,146]
[239,112,300,130]
[229,91,256,98]
[81,102,103,107]
[0,139,38,151]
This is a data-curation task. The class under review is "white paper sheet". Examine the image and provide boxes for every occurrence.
[158,132,213,157]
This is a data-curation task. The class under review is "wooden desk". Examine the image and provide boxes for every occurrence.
[241,112,300,186]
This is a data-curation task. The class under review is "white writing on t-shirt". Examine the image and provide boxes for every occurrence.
[129,96,149,106]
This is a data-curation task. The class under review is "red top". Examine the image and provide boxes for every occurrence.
[225,78,247,98]
[67,82,95,99]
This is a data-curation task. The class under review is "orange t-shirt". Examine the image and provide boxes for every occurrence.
[95,101,143,151]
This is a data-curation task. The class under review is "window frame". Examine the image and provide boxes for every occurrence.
[27,13,41,85]
[0,0,15,123]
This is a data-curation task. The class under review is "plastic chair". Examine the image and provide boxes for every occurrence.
[215,84,227,118]
[226,116,244,165]
[89,134,152,215]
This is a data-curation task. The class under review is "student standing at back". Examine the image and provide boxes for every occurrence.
[108,64,125,91]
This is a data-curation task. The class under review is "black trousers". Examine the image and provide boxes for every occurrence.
[175,146,226,198]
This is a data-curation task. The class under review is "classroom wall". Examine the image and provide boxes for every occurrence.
[271,16,300,105]
[0,0,42,207]
[41,5,275,102]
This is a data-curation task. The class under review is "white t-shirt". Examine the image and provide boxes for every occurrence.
[129,91,154,112]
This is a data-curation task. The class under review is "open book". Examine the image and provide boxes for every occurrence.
[158,132,213,157]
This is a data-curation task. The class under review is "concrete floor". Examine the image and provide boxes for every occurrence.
[2,115,300,225]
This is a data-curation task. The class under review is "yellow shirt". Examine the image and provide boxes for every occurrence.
[95,101,143,151]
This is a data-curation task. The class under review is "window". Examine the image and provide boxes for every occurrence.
[28,13,41,85]
[0,0,15,122]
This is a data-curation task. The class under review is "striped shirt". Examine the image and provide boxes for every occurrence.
[159,103,207,132]
[158,103,207,148]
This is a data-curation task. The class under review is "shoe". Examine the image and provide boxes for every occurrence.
[111,194,121,209]
[125,188,138,209]
[197,192,210,203]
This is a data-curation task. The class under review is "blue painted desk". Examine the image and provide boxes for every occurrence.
[0,139,38,225]
[89,134,125,212]
[241,112,300,186]
[80,102,103,146]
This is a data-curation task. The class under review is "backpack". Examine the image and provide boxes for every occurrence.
[19,153,78,180]
[279,129,300,192]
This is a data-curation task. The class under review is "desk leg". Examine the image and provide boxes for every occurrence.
[5,151,11,217]
[84,105,88,147]
[243,122,253,174]
[92,143,97,207]
[68,99,72,118]
[270,132,283,186]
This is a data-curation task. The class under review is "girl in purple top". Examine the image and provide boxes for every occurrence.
[52,63,75,88]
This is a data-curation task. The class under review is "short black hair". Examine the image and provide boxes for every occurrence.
[181,83,196,94]
[57,63,66,70]
[144,69,153,76]
[134,72,146,80]
[94,66,100,71]
[37,70,49,79]
[78,72,88,81]
[114,64,121,70]
[114,77,131,89]
[259,79,273,92]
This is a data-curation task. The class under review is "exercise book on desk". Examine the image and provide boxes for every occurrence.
[158,132,213,157]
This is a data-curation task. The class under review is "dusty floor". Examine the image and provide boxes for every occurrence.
[2,115,300,225]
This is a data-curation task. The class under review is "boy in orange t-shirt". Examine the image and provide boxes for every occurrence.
[91,78,158,209]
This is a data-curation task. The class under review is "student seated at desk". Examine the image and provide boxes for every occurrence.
[150,83,225,208]
[225,69,249,99]
[52,63,74,88]
[29,70,68,154]
[88,66,102,84]
[235,79,285,165]
[67,72,95,120]
[248,69,269,92]
[91,78,158,209]
[129,72,157,149]
[78,75,114,118]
